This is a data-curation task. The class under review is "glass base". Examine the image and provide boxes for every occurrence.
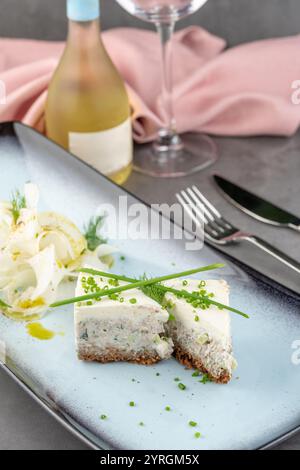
[133,133,218,178]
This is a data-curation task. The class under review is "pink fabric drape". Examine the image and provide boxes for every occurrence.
[0,27,299,141]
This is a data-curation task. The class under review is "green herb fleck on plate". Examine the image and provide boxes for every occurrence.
[178,383,186,391]
[189,421,197,427]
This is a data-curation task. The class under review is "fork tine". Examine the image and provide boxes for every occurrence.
[177,191,220,239]
[176,193,203,230]
[192,186,221,218]
[187,187,215,222]
[179,190,208,224]
[192,185,235,230]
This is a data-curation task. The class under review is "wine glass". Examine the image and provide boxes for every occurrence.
[115,0,217,178]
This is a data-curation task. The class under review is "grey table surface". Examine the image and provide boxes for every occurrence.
[0,132,300,450]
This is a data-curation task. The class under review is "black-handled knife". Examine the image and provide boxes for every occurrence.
[214,175,300,233]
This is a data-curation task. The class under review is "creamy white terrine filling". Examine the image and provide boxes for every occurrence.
[164,279,237,380]
[74,272,173,360]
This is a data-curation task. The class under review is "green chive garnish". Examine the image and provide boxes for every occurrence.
[165,406,171,412]
[195,432,201,439]
[178,383,186,391]
[129,401,135,407]
[51,264,249,320]
[189,421,197,427]
[199,374,211,384]
[129,298,137,304]
[100,414,107,420]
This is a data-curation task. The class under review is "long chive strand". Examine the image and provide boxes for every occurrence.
[50,265,224,308]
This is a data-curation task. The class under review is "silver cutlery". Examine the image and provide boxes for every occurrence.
[176,186,300,275]
[214,175,300,233]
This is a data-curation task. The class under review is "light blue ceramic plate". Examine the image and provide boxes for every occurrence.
[0,122,299,450]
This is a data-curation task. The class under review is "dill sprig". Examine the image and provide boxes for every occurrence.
[10,190,26,224]
[84,215,107,251]
[142,281,166,306]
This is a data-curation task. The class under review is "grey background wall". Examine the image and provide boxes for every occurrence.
[0,0,299,46]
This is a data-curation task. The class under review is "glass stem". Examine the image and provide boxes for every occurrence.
[155,21,183,152]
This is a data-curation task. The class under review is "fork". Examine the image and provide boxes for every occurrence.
[176,185,300,275]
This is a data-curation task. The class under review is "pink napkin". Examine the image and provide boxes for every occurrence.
[0,27,299,142]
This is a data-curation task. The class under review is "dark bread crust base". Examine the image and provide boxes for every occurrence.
[78,348,162,366]
[174,345,231,384]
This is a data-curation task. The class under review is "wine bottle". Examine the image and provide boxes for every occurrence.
[45,0,133,185]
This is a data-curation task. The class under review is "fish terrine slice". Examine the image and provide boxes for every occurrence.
[164,279,237,383]
[74,272,173,365]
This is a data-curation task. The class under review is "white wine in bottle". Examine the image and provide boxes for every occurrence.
[45,0,133,185]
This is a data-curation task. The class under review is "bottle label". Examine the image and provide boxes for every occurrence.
[69,118,133,176]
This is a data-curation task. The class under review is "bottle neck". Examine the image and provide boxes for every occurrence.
[67,18,101,49]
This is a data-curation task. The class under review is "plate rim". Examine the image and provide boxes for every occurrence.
[0,120,299,451]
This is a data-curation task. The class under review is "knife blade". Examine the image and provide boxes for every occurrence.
[214,175,300,232]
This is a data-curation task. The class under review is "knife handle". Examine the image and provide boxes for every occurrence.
[245,236,300,275]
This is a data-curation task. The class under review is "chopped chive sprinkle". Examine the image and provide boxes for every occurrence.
[168,313,176,321]
[165,406,171,412]
[178,383,186,391]
[199,374,211,384]
[192,370,200,377]
[139,421,144,426]
[174,377,180,382]
[194,432,201,439]
[129,298,137,304]
[156,373,160,376]
[129,401,135,407]
[100,414,107,420]
[189,421,197,427]
[120,256,126,261]
[182,280,188,286]
[194,315,200,322]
